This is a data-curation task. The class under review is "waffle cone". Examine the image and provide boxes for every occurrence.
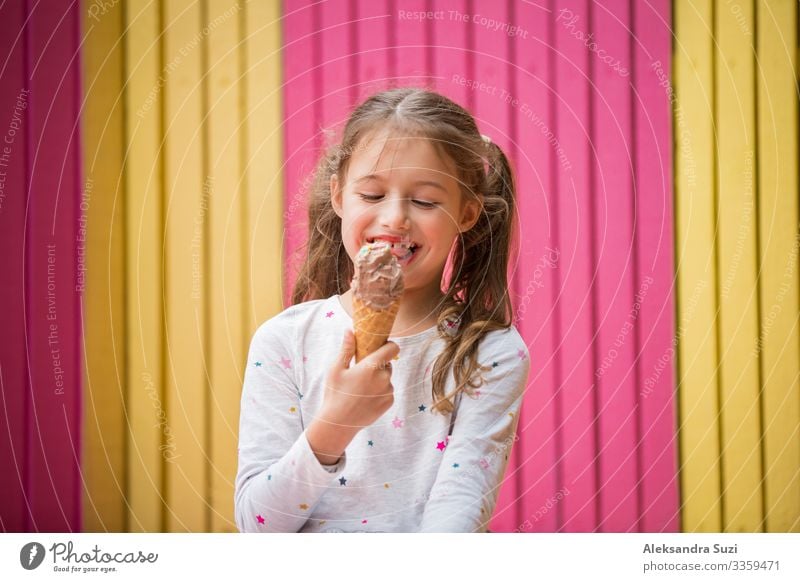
[352,296,400,362]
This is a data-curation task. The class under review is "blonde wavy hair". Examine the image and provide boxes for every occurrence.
[291,87,518,414]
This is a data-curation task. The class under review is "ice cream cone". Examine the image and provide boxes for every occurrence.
[353,296,400,362]
[350,240,405,362]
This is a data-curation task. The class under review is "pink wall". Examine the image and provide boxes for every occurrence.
[0,0,83,532]
[282,0,678,532]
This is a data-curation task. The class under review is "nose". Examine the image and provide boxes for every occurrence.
[379,195,410,230]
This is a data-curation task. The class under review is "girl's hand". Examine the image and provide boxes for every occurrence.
[321,328,399,430]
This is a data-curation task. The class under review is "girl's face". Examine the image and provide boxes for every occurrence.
[331,128,481,295]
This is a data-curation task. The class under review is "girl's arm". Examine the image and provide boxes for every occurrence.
[234,319,348,533]
[418,328,531,532]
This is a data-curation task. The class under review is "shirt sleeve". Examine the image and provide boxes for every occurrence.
[234,317,346,533]
[419,328,530,532]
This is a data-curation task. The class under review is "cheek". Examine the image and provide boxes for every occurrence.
[422,214,459,244]
[340,208,370,254]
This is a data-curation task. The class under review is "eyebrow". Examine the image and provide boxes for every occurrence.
[353,174,449,194]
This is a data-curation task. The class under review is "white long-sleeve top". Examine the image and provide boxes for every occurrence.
[234,294,530,533]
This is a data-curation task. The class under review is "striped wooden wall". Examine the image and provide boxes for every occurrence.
[674,0,799,532]
[0,0,83,532]
[78,0,283,532]
[2,0,799,534]
[282,0,679,532]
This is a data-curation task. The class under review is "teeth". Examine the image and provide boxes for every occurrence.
[366,237,418,262]
[368,238,417,251]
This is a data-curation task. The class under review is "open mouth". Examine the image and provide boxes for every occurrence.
[366,237,420,263]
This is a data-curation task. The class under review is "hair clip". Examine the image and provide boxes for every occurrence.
[480,134,492,145]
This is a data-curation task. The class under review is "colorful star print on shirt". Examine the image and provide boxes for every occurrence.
[234,294,530,532]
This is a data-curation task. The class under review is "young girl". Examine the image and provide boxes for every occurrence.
[234,88,530,533]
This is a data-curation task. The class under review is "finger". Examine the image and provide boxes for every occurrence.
[364,340,400,368]
[336,329,356,370]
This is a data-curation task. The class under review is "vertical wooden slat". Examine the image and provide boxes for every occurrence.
[392,0,429,87]
[715,0,762,531]
[284,0,356,303]
[429,0,472,353]
[591,0,638,532]
[355,0,392,101]
[245,0,284,330]
[0,0,30,533]
[124,0,164,532]
[470,0,517,532]
[674,0,722,532]
[314,0,356,311]
[283,0,317,305]
[431,0,470,104]
[756,0,800,533]
[319,0,355,135]
[80,0,126,532]
[633,0,679,532]
[27,0,82,532]
[472,0,512,156]
[552,0,598,532]
[162,0,207,532]
[207,0,243,533]
[511,0,560,534]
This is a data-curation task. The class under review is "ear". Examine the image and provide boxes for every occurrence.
[458,197,481,233]
[330,173,343,218]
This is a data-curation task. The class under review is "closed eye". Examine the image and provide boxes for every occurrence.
[412,200,438,208]
[358,193,438,207]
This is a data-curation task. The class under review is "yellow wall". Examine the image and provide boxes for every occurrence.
[81,0,284,532]
[674,0,799,532]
